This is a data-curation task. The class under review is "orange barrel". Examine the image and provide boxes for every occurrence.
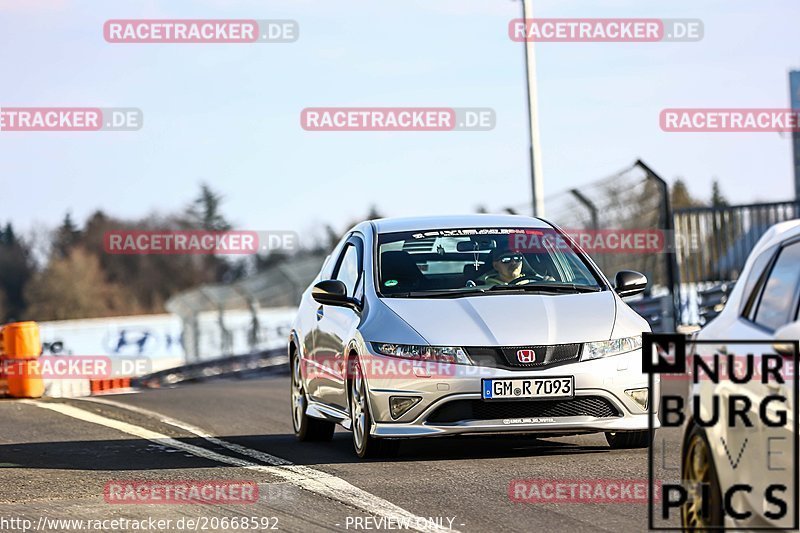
[2,321,42,359]
[2,322,43,398]
[6,359,44,398]
[0,364,7,397]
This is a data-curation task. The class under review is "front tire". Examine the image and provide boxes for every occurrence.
[350,358,399,459]
[605,430,652,449]
[291,352,334,442]
[681,425,724,531]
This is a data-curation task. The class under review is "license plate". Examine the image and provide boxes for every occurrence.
[482,376,574,400]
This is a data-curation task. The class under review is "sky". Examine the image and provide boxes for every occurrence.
[1,0,799,243]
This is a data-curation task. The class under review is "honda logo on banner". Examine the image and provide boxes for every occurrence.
[517,349,536,363]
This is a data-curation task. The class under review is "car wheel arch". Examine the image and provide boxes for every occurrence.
[345,347,376,421]
[288,330,302,359]
[345,347,360,407]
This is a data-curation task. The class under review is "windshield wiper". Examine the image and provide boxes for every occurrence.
[386,288,488,299]
[487,283,602,294]
[386,283,602,298]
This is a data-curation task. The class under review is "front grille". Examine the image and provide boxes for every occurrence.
[465,343,582,370]
[427,396,621,424]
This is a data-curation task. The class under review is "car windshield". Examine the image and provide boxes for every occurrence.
[377,227,604,297]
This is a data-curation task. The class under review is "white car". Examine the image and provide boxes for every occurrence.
[682,219,800,530]
[289,214,658,458]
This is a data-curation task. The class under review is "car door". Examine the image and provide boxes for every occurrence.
[313,235,365,411]
[745,239,800,525]
[304,239,347,402]
[724,238,800,525]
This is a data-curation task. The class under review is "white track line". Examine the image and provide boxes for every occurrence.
[21,399,458,533]
[81,396,293,466]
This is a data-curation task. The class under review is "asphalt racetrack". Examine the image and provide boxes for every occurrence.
[0,376,683,532]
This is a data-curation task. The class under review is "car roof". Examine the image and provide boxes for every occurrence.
[365,214,554,234]
[751,219,800,256]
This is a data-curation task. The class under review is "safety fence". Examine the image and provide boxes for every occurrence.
[674,200,799,283]
[673,200,799,325]
[517,161,799,328]
[166,255,324,361]
[537,160,678,330]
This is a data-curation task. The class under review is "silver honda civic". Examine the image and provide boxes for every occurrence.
[289,214,659,458]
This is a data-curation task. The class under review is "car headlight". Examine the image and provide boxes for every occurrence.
[371,343,473,365]
[582,335,642,361]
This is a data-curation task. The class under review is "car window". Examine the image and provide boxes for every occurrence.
[334,243,361,298]
[376,228,603,295]
[740,245,777,317]
[753,241,800,331]
[319,235,349,280]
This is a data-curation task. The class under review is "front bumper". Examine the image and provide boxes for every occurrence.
[361,348,659,438]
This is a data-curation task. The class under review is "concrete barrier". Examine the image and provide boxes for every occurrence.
[44,378,91,398]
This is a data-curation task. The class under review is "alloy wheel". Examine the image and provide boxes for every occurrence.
[682,433,713,530]
[350,361,367,451]
[291,354,306,432]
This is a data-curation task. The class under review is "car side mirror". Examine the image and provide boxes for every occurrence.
[312,279,361,311]
[773,321,800,357]
[614,270,648,298]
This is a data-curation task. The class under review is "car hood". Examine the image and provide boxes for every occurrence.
[380,291,617,346]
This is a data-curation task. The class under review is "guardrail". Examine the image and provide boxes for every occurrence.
[134,349,288,389]
[697,282,735,325]
[627,295,672,333]
[0,319,289,398]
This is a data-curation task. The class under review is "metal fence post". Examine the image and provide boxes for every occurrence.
[569,188,601,271]
[635,160,681,328]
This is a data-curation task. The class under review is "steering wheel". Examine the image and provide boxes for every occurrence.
[509,272,552,285]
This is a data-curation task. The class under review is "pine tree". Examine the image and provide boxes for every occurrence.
[0,222,35,321]
[711,179,728,207]
[186,183,232,231]
[53,212,82,258]
[671,179,701,209]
